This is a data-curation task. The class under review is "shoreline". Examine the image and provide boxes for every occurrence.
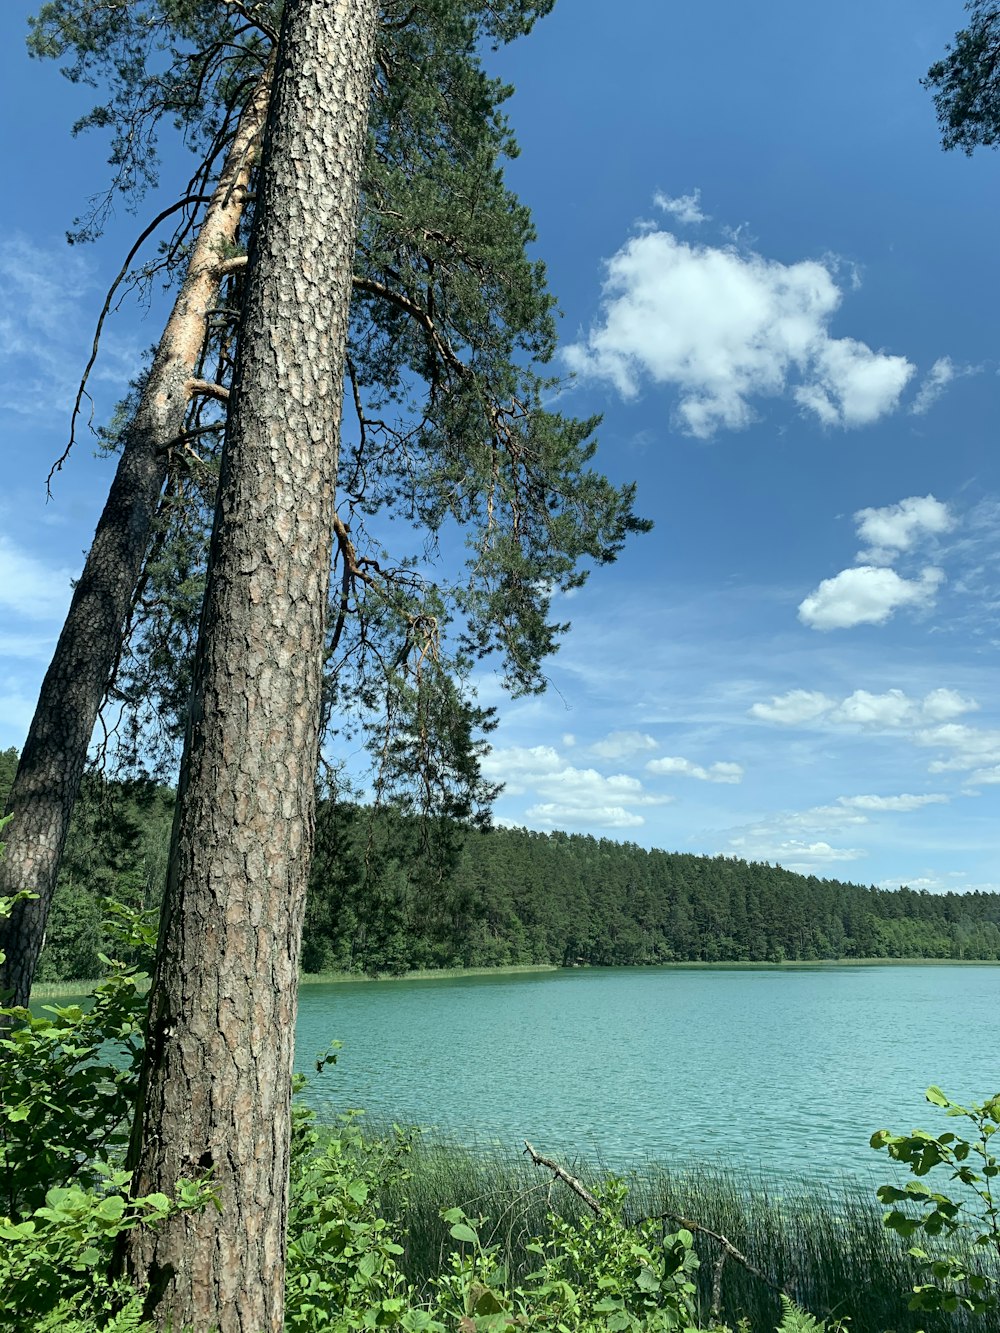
[28,953,1000,999]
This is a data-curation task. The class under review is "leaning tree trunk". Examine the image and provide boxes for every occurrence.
[126,2,378,1329]
[0,63,273,1009]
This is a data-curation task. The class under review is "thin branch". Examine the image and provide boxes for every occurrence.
[47,193,214,494]
[650,1209,788,1301]
[352,274,466,379]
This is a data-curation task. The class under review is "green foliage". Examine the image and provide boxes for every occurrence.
[0,850,211,1328]
[285,1098,414,1330]
[0,901,156,1220]
[924,1,1000,154]
[872,1084,1000,1317]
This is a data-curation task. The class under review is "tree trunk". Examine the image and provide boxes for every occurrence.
[0,64,273,1009]
[126,3,378,1329]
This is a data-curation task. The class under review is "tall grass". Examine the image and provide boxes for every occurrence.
[365,1131,997,1333]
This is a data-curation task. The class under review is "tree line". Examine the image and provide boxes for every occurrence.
[9,751,997,982]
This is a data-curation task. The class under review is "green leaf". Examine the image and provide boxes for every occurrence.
[926,1086,949,1108]
[449,1222,479,1245]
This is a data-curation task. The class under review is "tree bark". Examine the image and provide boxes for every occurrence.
[125,3,378,1329]
[0,63,273,1009]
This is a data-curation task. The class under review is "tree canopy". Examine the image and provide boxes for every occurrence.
[924,1,1000,153]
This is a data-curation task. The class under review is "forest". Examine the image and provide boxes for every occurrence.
[8,748,999,984]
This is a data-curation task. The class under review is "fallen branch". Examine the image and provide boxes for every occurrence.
[651,1210,789,1316]
[523,1140,789,1319]
[523,1140,603,1217]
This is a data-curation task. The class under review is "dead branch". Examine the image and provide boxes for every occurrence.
[524,1140,789,1317]
[651,1208,789,1315]
[218,254,249,275]
[186,378,231,403]
[47,192,215,494]
[523,1141,603,1217]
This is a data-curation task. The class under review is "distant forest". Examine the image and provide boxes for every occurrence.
[3,748,999,982]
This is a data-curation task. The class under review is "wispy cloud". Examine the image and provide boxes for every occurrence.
[590,730,657,761]
[909,356,980,416]
[564,202,915,436]
[652,189,708,226]
[646,755,744,783]
[0,535,74,621]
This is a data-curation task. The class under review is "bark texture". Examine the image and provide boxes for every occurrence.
[0,65,273,1009]
[126,3,378,1328]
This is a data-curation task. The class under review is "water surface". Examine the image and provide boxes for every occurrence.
[294,964,1000,1182]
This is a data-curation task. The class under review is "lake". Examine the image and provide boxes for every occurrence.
[293,963,1000,1184]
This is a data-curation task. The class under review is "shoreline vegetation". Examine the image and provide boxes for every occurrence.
[325,1128,993,1333]
[28,952,1000,999]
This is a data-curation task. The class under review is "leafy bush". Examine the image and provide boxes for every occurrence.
[0,841,210,1330]
[285,1094,415,1330]
[873,1083,1000,1318]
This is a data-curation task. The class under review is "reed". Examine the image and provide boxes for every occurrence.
[364,1131,996,1333]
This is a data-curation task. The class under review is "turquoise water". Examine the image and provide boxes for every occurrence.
[293,964,1000,1183]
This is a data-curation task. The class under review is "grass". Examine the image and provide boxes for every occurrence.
[359,1131,999,1333]
[29,962,560,1000]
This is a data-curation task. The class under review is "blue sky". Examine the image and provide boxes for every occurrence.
[2,0,999,892]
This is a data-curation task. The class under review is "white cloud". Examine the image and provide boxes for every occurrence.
[0,536,74,621]
[727,833,866,870]
[483,743,670,830]
[653,189,708,225]
[749,689,834,725]
[646,755,744,783]
[838,793,948,812]
[919,723,1000,777]
[526,803,647,830]
[750,687,980,735]
[908,356,981,416]
[563,221,915,437]
[831,688,917,728]
[797,338,915,428]
[590,730,657,761]
[798,565,944,630]
[921,688,979,722]
[854,494,954,564]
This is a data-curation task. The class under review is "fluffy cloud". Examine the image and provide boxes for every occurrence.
[921,688,979,722]
[483,744,669,829]
[798,494,954,632]
[563,221,914,437]
[726,833,866,871]
[653,189,708,225]
[797,565,944,630]
[750,686,979,732]
[646,755,744,783]
[590,730,657,761]
[831,688,919,728]
[855,494,954,565]
[749,689,835,725]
